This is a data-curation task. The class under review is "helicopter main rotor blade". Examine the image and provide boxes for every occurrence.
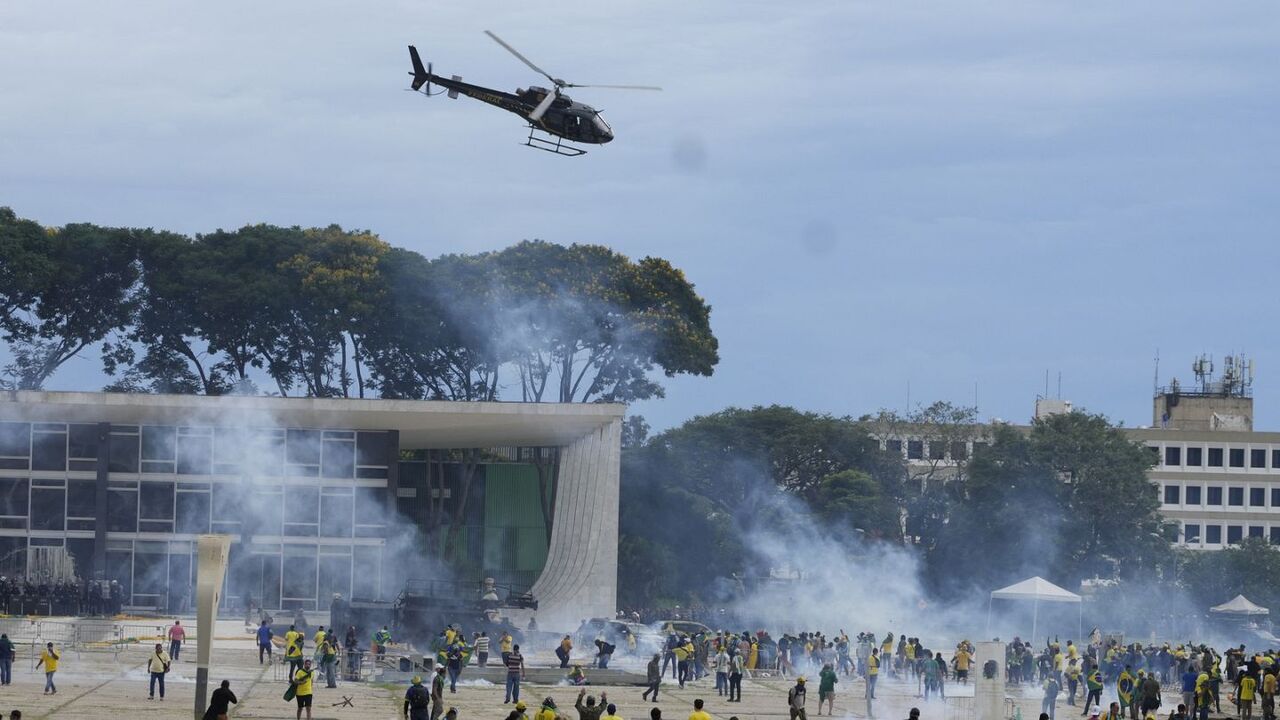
[562,83,663,91]
[528,89,558,122]
[484,30,561,86]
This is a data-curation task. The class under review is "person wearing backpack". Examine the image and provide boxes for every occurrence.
[404,675,431,720]
[148,642,172,700]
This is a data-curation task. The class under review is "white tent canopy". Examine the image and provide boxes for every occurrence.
[987,576,1082,641]
[991,576,1083,604]
[1210,594,1270,616]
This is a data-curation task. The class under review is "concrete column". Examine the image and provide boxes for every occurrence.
[975,641,1007,720]
[527,418,621,629]
[192,534,232,720]
[91,422,111,579]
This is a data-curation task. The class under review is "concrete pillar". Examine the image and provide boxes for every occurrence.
[975,641,1007,720]
[91,422,111,579]
[192,534,232,720]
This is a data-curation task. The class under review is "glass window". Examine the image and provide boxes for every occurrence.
[248,430,285,476]
[1252,449,1268,468]
[286,430,321,466]
[907,440,923,460]
[949,442,968,461]
[1184,524,1201,543]
[1229,487,1244,506]
[211,483,243,522]
[177,433,212,475]
[31,430,67,472]
[1164,485,1180,505]
[107,489,138,532]
[1186,486,1202,505]
[213,427,244,475]
[1187,447,1203,466]
[1227,525,1243,544]
[1249,526,1265,539]
[352,545,381,599]
[318,553,352,603]
[321,438,355,479]
[1274,449,1280,469]
[1208,448,1224,467]
[29,487,65,531]
[68,424,99,459]
[1206,525,1222,544]
[972,441,989,454]
[141,426,176,461]
[321,489,354,537]
[356,432,389,467]
[249,487,283,536]
[67,479,96,518]
[1272,527,1280,545]
[286,486,320,523]
[885,439,902,455]
[1207,486,1223,505]
[928,441,946,461]
[0,423,30,457]
[1230,448,1245,468]
[108,433,140,473]
[1273,488,1280,507]
[0,478,29,517]
[1251,488,1266,507]
[176,491,211,534]
[139,482,175,520]
[1165,447,1181,466]
[282,544,318,603]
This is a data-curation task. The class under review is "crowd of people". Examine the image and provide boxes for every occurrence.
[0,577,126,616]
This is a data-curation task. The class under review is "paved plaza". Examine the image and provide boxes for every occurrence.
[0,618,1205,720]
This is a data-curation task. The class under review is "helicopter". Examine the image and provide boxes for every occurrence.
[407,31,661,156]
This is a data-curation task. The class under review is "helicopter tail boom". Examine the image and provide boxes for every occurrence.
[408,45,430,91]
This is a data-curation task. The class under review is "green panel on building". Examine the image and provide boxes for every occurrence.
[483,464,550,589]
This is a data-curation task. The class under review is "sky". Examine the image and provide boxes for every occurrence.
[2,1,1279,432]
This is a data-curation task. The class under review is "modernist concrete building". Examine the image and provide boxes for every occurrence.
[0,390,622,628]
[875,368,1280,553]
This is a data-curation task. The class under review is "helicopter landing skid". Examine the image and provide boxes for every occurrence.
[524,126,587,157]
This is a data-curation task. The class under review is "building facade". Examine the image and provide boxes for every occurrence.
[0,391,622,628]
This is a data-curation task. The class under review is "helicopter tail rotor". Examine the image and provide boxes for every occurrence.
[408,45,430,91]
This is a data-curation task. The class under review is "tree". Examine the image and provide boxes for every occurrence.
[276,225,390,398]
[363,248,501,401]
[484,241,719,403]
[616,405,905,607]
[1178,539,1280,615]
[1031,411,1170,582]
[925,424,1066,594]
[863,401,985,552]
[1,218,140,389]
[812,469,901,539]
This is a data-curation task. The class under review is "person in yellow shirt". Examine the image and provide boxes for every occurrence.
[284,626,301,654]
[556,636,573,669]
[36,642,59,694]
[1240,672,1258,720]
[868,648,880,699]
[500,631,514,664]
[1261,669,1277,720]
[689,698,712,720]
[287,636,304,675]
[534,697,558,720]
[954,648,971,684]
[293,658,315,720]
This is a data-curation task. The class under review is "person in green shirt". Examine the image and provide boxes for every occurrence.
[818,663,838,716]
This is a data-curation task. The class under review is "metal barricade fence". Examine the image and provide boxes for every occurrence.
[271,649,413,683]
